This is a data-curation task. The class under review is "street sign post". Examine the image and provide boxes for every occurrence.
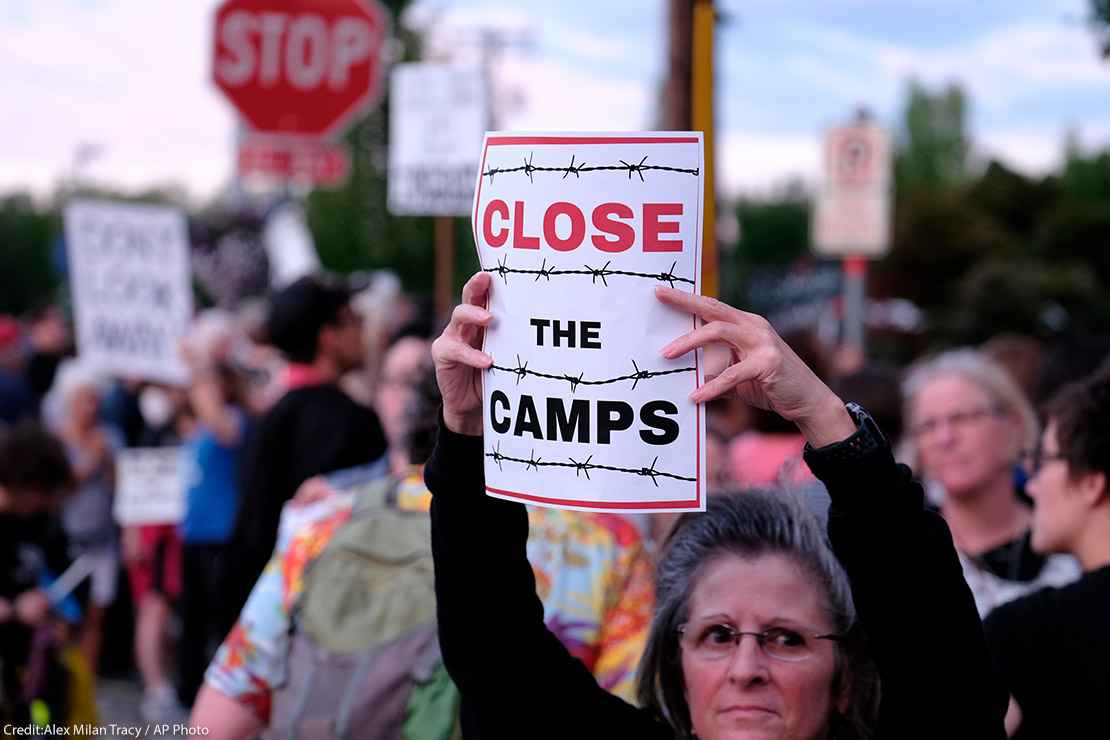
[812,120,891,258]
[238,136,351,187]
[212,0,390,138]
[812,118,892,355]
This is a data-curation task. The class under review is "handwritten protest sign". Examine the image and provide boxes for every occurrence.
[65,199,193,385]
[473,133,706,512]
[113,447,186,526]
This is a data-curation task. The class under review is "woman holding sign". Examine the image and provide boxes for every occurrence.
[427,272,1006,740]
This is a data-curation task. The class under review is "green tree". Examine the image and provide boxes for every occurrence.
[1091,0,1110,57]
[0,194,62,315]
[894,81,971,193]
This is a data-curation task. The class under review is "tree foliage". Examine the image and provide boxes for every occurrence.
[894,82,971,193]
[1091,0,1110,58]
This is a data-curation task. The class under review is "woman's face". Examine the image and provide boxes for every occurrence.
[68,385,100,429]
[911,374,1015,499]
[681,553,841,740]
[1027,422,1089,554]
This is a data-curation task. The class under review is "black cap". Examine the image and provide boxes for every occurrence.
[265,273,368,363]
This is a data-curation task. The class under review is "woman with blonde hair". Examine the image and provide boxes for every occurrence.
[901,349,1077,616]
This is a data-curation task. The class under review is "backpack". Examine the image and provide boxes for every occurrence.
[263,477,460,740]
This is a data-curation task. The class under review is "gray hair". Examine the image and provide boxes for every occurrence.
[42,359,108,432]
[900,348,1039,469]
[637,489,879,739]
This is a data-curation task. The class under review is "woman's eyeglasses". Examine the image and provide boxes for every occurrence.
[676,623,842,663]
[909,405,1002,440]
[1019,447,1067,476]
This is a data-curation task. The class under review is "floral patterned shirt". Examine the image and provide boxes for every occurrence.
[206,473,654,722]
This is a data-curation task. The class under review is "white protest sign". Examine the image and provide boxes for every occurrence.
[473,132,706,512]
[113,447,186,526]
[64,200,193,384]
[263,201,321,288]
[812,121,892,258]
[388,63,487,216]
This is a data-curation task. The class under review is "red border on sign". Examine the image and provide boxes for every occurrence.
[473,134,704,511]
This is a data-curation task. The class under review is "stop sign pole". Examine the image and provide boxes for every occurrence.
[212,0,390,139]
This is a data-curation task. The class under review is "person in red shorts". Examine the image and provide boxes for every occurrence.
[123,391,192,723]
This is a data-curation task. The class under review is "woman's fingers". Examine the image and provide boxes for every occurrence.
[655,286,746,324]
[662,320,735,359]
[460,271,491,308]
[446,304,494,347]
[690,357,765,404]
[435,336,493,370]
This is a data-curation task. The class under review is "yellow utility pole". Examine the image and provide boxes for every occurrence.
[691,0,717,297]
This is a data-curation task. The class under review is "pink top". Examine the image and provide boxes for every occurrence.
[728,432,815,488]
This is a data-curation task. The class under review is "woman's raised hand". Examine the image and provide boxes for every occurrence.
[656,287,855,447]
[431,272,494,436]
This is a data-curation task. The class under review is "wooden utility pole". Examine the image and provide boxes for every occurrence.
[663,0,693,131]
[663,0,717,298]
[434,216,455,322]
[692,0,717,298]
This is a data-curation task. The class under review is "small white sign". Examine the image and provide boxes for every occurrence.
[64,199,193,384]
[388,63,487,216]
[812,121,892,257]
[473,132,706,513]
[113,447,186,526]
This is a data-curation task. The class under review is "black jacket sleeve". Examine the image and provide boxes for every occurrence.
[426,419,670,740]
[805,433,1008,740]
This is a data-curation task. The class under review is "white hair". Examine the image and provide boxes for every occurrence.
[900,348,1039,470]
[43,359,108,431]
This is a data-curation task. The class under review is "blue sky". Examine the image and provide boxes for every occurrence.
[2,0,1107,199]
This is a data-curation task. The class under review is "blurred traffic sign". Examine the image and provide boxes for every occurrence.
[812,120,891,257]
[212,0,390,138]
[387,63,486,216]
[238,136,351,187]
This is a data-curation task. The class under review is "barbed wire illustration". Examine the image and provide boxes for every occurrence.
[487,442,695,486]
[489,355,694,393]
[484,256,694,289]
[483,153,699,183]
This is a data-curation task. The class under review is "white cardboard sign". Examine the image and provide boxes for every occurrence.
[472,132,706,512]
[388,63,487,216]
[64,199,193,385]
[812,121,892,258]
[113,447,186,526]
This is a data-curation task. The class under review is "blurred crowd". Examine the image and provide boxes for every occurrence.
[1,269,1108,739]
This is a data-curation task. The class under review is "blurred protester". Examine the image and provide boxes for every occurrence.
[125,385,189,723]
[0,316,35,425]
[347,270,407,398]
[192,361,654,739]
[830,363,905,449]
[984,370,1110,739]
[24,307,72,413]
[373,329,432,476]
[902,349,1078,616]
[230,298,287,415]
[726,329,827,488]
[226,274,387,612]
[177,312,252,708]
[0,423,77,725]
[46,360,123,671]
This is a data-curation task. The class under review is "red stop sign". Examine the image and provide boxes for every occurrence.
[212,0,389,138]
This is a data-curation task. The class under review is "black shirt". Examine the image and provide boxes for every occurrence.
[227,384,386,610]
[425,416,1007,740]
[0,512,72,706]
[985,565,1110,740]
